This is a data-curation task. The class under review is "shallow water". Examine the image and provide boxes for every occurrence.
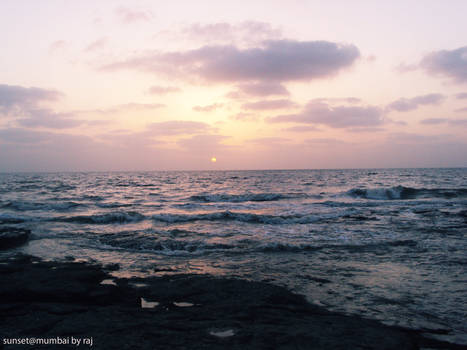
[1,169,466,343]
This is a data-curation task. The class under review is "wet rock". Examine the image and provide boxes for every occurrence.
[0,227,30,250]
[0,254,464,350]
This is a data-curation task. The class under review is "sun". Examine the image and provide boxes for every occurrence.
[211,157,217,163]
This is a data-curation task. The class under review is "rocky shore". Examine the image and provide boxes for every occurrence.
[0,254,464,350]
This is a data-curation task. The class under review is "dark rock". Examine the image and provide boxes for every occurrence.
[0,254,465,350]
[0,227,30,250]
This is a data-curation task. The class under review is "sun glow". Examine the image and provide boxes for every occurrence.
[211,157,217,163]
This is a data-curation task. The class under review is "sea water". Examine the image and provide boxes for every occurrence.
[0,168,466,343]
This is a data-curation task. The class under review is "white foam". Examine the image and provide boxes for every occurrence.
[141,298,159,309]
[173,302,194,307]
[100,279,117,286]
[209,329,235,338]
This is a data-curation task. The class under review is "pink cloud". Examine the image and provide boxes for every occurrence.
[101,40,360,83]
[147,86,181,95]
[267,101,384,128]
[192,103,223,112]
[115,7,153,23]
[84,37,108,52]
[241,99,297,111]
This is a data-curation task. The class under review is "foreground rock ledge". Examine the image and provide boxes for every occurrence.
[0,255,464,350]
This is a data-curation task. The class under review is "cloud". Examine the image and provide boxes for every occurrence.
[177,134,229,154]
[283,126,320,132]
[101,40,360,83]
[247,137,290,146]
[229,112,257,121]
[182,21,282,46]
[241,99,297,111]
[311,97,361,104]
[386,93,445,112]
[49,40,68,54]
[0,128,52,144]
[419,118,447,125]
[420,118,467,126]
[0,84,62,113]
[395,62,418,73]
[16,109,83,129]
[421,46,467,83]
[147,86,181,95]
[346,127,386,133]
[82,103,166,115]
[115,7,153,23]
[152,21,282,48]
[267,101,384,128]
[84,37,108,52]
[226,82,289,99]
[146,120,213,135]
[192,103,223,112]
[455,92,467,99]
[455,107,467,113]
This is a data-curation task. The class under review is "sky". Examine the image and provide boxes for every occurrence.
[1,0,467,171]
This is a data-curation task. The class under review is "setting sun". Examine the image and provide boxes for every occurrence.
[211,157,217,163]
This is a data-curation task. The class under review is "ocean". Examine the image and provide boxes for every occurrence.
[0,168,466,343]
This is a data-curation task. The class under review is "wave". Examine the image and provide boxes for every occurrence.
[189,192,311,203]
[347,186,467,200]
[151,211,333,224]
[96,235,419,256]
[55,211,145,224]
[1,200,83,211]
[98,237,237,255]
[0,213,28,224]
[257,239,418,253]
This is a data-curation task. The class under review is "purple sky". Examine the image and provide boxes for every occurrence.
[1,0,466,171]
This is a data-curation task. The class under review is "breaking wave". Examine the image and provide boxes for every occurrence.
[189,192,311,203]
[55,211,145,224]
[347,186,467,200]
[151,211,330,224]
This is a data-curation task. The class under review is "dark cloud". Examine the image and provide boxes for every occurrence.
[267,101,384,128]
[421,46,467,83]
[455,92,467,99]
[115,7,153,23]
[227,82,290,99]
[0,84,62,113]
[101,40,360,83]
[147,86,181,95]
[386,93,445,112]
[192,103,223,112]
[241,99,297,111]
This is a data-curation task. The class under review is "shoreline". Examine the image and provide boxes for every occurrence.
[1,254,464,349]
